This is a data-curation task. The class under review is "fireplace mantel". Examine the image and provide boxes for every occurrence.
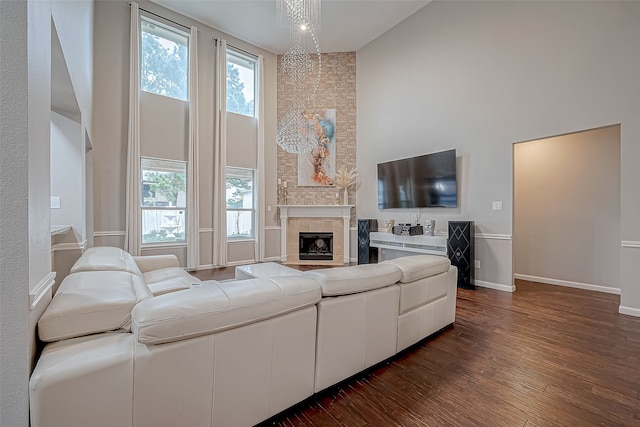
[277,205,353,264]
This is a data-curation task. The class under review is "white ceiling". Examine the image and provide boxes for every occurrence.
[150,0,432,54]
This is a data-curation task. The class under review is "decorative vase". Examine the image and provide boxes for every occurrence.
[343,188,349,205]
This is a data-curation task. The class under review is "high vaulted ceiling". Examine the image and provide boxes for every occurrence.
[150,0,432,54]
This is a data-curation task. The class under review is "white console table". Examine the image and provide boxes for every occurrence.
[369,232,448,257]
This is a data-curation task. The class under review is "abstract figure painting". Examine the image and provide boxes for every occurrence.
[297,109,336,186]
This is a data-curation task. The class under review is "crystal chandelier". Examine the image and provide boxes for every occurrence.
[276,0,322,154]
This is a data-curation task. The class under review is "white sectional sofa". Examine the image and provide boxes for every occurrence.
[30,247,457,427]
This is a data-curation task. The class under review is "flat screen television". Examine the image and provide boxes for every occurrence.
[377,149,457,209]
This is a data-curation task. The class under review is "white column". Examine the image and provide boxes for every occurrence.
[279,207,288,262]
[342,210,351,264]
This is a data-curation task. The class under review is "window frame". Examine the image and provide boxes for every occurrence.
[140,16,190,102]
[140,157,188,247]
[226,167,256,240]
[226,49,257,118]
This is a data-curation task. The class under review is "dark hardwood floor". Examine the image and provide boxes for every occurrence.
[191,267,640,426]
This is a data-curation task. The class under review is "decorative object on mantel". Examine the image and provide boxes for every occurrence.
[277,179,288,205]
[385,219,395,233]
[334,165,358,205]
[275,0,322,154]
[297,109,336,186]
[424,219,436,236]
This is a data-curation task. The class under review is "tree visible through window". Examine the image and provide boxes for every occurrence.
[226,167,255,238]
[141,158,187,244]
[226,51,255,117]
[141,18,188,101]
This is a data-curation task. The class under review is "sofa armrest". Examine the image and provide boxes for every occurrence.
[133,255,180,273]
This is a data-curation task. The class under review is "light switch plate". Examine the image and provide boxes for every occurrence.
[51,196,61,209]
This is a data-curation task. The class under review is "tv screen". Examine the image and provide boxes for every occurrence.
[377,149,457,209]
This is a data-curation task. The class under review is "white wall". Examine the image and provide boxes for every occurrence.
[50,0,94,139]
[357,1,640,307]
[51,111,84,237]
[514,125,620,292]
[0,2,31,424]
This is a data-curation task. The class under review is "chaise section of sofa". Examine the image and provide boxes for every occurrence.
[382,255,458,352]
[69,246,199,295]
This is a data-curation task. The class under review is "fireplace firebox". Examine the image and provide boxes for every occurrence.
[299,232,334,261]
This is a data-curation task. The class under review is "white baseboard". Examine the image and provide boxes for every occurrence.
[514,274,620,295]
[618,305,640,317]
[263,256,282,262]
[51,240,87,252]
[475,280,515,292]
[225,260,257,267]
[195,264,217,270]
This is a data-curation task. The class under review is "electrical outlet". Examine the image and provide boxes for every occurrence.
[267,205,272,212]
[492,201,503,211]
[474,260,480,269]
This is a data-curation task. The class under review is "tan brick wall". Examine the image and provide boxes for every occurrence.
[277,52,357,221]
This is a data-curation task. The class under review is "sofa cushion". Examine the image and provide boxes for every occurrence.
[301,263,401,296]
[143,267,199,296]
[382,255,451,283]
[132,276,322,345]
[70,246,144,278]
[39,271,152,342]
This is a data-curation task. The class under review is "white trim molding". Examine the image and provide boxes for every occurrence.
[51,241,87,253]
[277,205,353,264]
[30,272,56,309]
[141,243,187,250]
[514,274,620,295]
[264,226,280,231]
[476,233,512,240]
[263,256,282,262]
[619,306,640,318]
[226,259,257,267]
[475,280,515,292]
[621,240,640,248]
[199,228,214,233]
[94,231,126,237]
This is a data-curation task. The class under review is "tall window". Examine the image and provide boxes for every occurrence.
[226,50,256,117]
[141,158,187,244]
[226,167,255,239]
[141,18,188,101]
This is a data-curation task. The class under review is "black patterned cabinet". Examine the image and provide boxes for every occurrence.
[357,219,378,264]
[447,221,475,289]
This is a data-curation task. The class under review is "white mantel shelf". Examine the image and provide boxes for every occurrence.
[277,205,353,218]
[277,205,353,264]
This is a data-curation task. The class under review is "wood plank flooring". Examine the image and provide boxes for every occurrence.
[191,268,640,426]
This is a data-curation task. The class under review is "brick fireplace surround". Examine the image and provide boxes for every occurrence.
[278,205,353,266]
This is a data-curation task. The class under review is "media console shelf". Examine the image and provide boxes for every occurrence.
[369,232,448,257]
